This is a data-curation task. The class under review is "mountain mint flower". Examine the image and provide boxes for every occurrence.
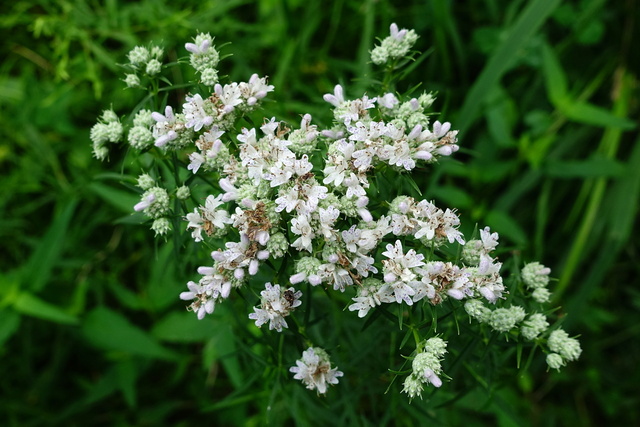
[520,313,549,341]
[546,353,565,370]
[90,109,123,160]
[127,46,150,67]
[134,186,170,219]
[136,174,155,190]
[151,217,171,236]
[522,262,551,289]
[290,347,343,394]
[402,337,448,400]
[547,329,582,362]
[464,299,492,323]
[249,283,302,332]
[370,23,419,65]
[488,306,526,333]
[93,26,583,401]
[532,287,552,303]
[348,278,394,317]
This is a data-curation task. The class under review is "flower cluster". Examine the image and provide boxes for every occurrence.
[290,347,344,395]
[90,109,123,160]
[546,329,582,370]
[249,282,302,332]
[124,43,165,87]
[402,337,448,400]
[521,261,553,303]
[186,33,220,86]
[92,23,581,399]
[371,23,419,65]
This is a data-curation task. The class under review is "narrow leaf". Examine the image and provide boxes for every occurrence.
[89,182,139,214]
[457,0,562,134]
[13,292,79,325]
[82,307,177,360]
[23,199,77,292]
[0,308,21,346]
[541,43,568,105]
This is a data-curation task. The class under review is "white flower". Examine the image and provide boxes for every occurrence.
[381,240,425,305]
[248,283,302,332]
[348,279,394,317]
[151,106,179,147]
[378,93,399,109]
[180,281,216,319]
[318,206,340,240]
[291,214,315,252]
[290,347,343,394]
[187,151,205,174]
[323,84,346,107]
[183,93,213,131]
[239,74,274,106]
[479,226,499,252]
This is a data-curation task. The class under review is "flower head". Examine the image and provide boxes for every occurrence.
[290,347,343,394]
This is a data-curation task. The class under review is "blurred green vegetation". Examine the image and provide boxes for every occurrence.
[1,0,638,425]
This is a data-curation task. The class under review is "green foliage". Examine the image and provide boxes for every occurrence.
[1,0,638,425]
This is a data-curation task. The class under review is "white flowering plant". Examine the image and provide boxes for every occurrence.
[91,23,581,404]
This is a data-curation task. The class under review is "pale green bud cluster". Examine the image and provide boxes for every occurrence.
[402,337,448,400]
[142,187,170,219]
[389,195,412,214]
[296,256,322,276]
[152,217,172,236]
[146,58,162,76]
[522,262,550,288]
[124,73,140,88]
[127,109,155,150]
[187,33,220,86]
[126,44,164,77]
[339,196,359,217]
[266,232,289,258]
[488,306,526,332]
[287,128,319,155]
[90,109,123,161]
[128,46,151,67]
[379,92,436,131]
[532,287,551,303]
[461,240,483,265]
[546,353,565,370]
[522,262,553,303]
[371,23,419,65]
[176,185,191,200]
[520,313,549,341]
[547,329,582,363]
[137,174,155,190]
[464,299,491,323]
[423,337,447,356]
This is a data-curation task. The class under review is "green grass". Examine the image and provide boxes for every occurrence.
[1,0,639,425]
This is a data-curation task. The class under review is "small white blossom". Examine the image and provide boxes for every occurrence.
[290,347,343,394]
[249,283,302,332]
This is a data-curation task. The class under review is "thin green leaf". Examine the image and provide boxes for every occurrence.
[544,156,625,178]
[89,182,139,214]
[13,291,79,325]
[541,43,568,105]
[0,308,21,346]
[485,210,528,246]
[457,0,562,134]
[82,307,177,360]
[563,101,636,129]
[23,199,77,292]
[152,311,218,343]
